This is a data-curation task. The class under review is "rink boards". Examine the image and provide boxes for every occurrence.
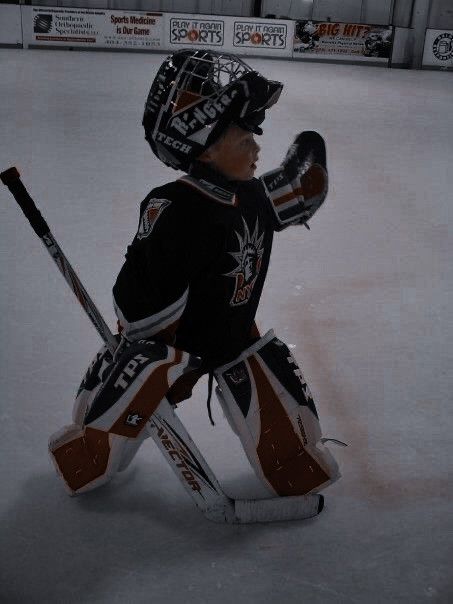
[0,4,451,69]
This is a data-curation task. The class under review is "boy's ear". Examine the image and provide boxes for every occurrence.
[198,149,211,161]
[198,145,217,163]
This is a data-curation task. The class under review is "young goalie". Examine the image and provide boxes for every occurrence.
[49,50,341,503]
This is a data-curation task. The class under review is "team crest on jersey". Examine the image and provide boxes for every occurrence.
[137,198,171,240]
[225,218,265,306]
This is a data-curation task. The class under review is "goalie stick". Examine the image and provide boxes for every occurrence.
[1,166,324,523]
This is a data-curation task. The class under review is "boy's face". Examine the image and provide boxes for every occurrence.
[199,125,261,181]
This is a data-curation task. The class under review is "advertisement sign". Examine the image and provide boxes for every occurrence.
[233,21,288,51]
[164,15,292,57]
[293,20,393,63]
[423,29,453,69]
[168,17,224,47]
[23,6,164,50]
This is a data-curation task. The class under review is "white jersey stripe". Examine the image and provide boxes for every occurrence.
[113,288,189,341]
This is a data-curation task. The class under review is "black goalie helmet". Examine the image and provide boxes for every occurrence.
[142,49,283,171]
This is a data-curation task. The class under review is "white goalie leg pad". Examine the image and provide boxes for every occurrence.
[83,340,198,437]
[50,339,201,494]
[215,330,341,497]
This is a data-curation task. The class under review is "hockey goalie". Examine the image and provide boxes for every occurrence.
[49,49,341,506]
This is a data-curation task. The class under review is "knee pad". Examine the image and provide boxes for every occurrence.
[215,330,340,496]
[50,339,200,495]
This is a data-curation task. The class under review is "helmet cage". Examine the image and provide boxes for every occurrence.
[143,50,283,171]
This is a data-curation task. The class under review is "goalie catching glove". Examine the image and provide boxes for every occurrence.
[260,131,328,231]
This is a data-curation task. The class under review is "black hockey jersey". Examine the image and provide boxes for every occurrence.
[113,162,275,370]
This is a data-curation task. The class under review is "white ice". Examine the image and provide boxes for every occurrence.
[0,49,452,603]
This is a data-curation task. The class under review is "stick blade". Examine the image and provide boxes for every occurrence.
[234,494,324,523]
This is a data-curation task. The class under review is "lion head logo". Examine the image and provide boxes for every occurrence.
[225,218,264,306]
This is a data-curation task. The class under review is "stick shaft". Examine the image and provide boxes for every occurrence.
[42,231,118,351]
[147,402,236,522]
[1,167,117,351]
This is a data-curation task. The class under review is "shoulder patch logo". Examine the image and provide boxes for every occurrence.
[137,198,171,240]
[224,218,265,306]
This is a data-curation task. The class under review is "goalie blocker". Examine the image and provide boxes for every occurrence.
[215,330,340,496]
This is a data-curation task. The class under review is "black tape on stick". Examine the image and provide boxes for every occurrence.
[1,167,50,238]
[0,166,20,186]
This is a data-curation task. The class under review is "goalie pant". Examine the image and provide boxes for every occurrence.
[49,332,339,496]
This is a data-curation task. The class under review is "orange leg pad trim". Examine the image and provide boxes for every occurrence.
[51,427,111,493]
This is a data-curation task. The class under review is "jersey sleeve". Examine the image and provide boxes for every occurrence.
[113,189,216,343]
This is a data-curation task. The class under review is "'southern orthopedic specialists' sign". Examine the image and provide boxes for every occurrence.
[422,29,453,69]
[23,6,164,50]
[293,20,393,63]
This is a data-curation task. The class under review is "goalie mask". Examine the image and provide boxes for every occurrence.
[143,49,283,171]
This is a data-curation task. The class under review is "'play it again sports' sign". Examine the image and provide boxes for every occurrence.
[169,17,224,46]
[165,14,293,57]
[233,21,288,50]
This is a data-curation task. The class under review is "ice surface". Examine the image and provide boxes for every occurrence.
[0,49,452,603]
